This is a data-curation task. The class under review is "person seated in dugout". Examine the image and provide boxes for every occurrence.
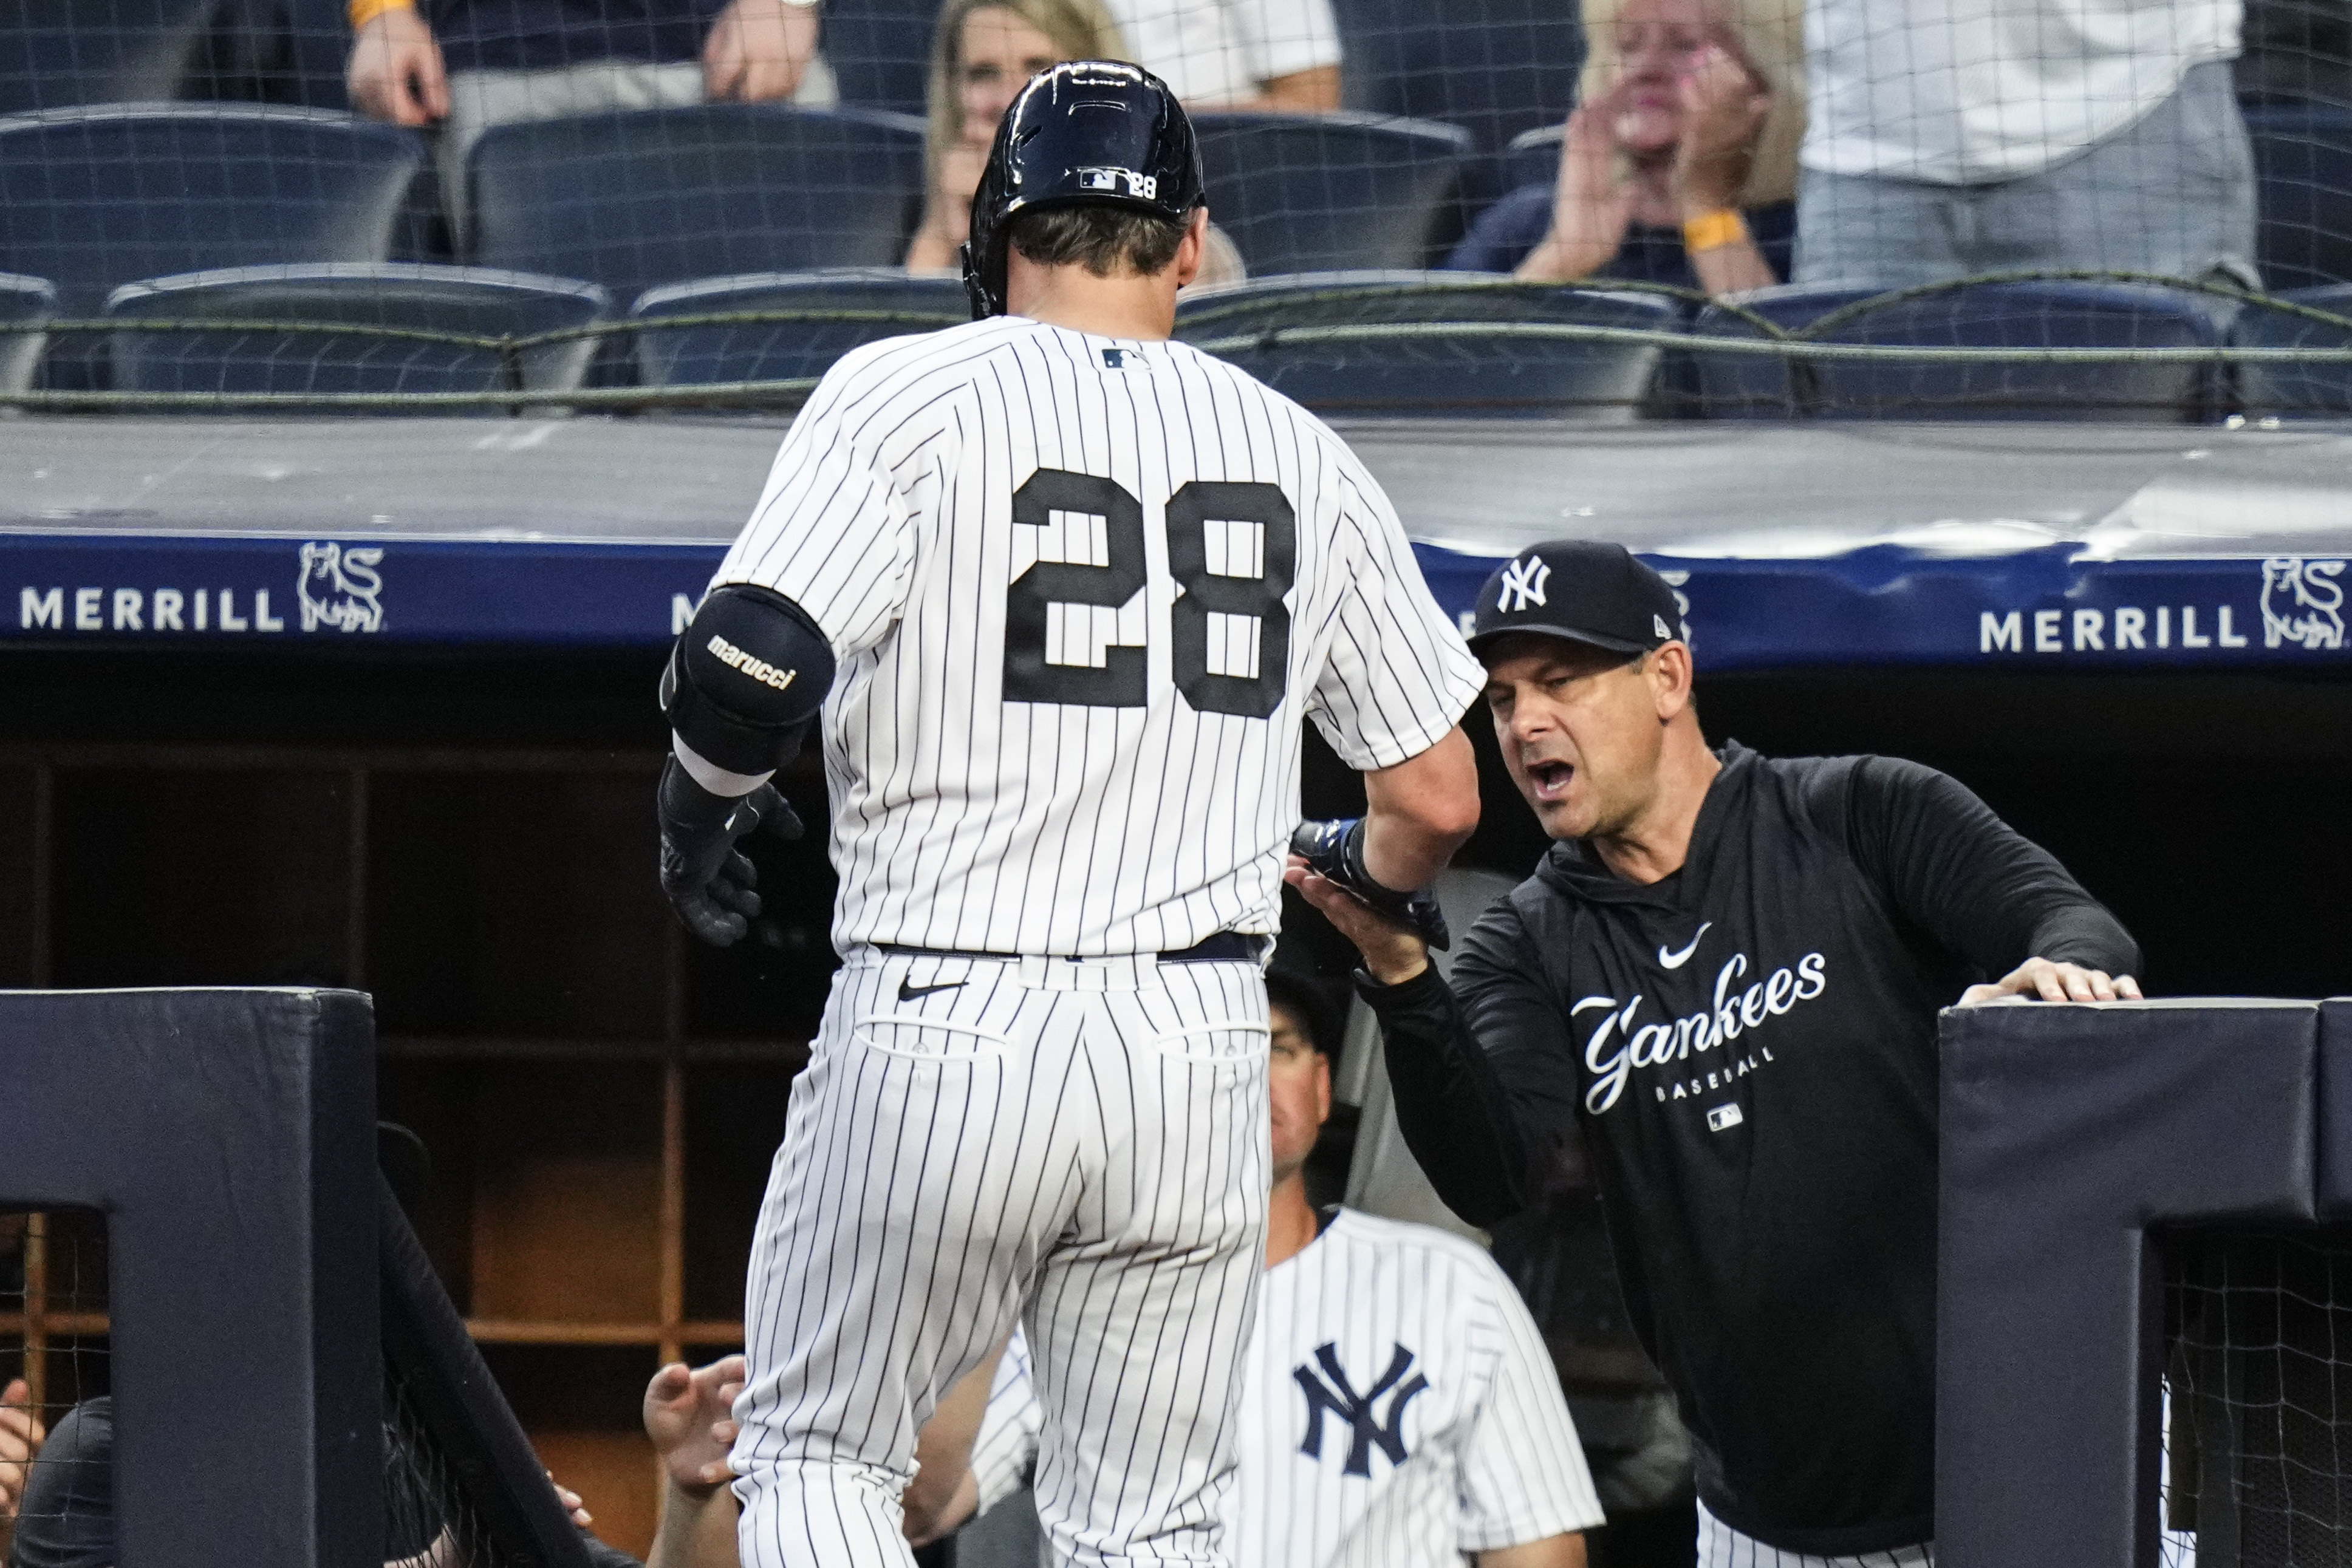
[906,0,1247,284]
[1,1355,742,1568]
[1448,0,1803,298]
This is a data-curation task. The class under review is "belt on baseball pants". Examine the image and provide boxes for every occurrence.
[874,932,1267,965]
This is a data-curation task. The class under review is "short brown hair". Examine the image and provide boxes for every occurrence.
[1007,203,1186,279]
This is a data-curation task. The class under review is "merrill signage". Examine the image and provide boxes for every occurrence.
[5,534,723,647]
[2,533,2348,669]
[1974,556,2346,659]
[16,540,383,638]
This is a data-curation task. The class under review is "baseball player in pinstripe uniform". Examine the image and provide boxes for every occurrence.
[905,975,1606,1567]
[652,60,1485,1568]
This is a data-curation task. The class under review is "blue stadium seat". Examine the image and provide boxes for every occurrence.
[1332,0,1583,155]
[468,104,928,305]
[632,268,967,389]
[0,272,55,394]
[2244,105,2352,290]
[1683,283,1885,417]
[0,106,426,316]
[105,264,610,401]
[1692,279,2229,421]
[0,0,219,114]
[1175,270,1682,417]
[1502,123,1564,196]
[821,0,935,119]
[1189,113,1474,275]
[2230,284,2352,415]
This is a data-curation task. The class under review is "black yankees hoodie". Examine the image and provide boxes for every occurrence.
[1357,743,2139,1556]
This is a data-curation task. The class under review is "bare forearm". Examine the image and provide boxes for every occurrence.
[1688,234,1776,296]
[1239,64,1341,112]
[1513,228,1617,283]
[1361,727,1479,889]
[649,1479,740,1568]
[1477,1531,1588,1568]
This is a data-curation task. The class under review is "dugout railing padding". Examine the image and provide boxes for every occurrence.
[1937,997,2352,1567]
[0,987,381,1568]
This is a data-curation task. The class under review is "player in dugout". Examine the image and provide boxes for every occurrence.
[899,967,1607,1568]
[1288,540,2143,1568]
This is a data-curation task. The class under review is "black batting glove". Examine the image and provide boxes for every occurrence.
[1289,817,1451,952]
[658,755,804,947]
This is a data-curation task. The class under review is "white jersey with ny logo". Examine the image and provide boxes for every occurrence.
[974,1209,1605,1567]
[712,315,1485,956]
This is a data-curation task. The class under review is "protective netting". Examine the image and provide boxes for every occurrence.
[1,1210,110,1566]
[2164,1229,2352,1568]
[2,1,2351,415]
[382,1352,531,1568]
[0,1199,592,1568]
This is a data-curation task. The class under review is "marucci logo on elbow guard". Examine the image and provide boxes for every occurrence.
[706,633,798,692]
[1577,950,1828,1115]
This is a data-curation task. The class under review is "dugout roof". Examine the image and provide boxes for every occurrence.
[2,417,2347,673]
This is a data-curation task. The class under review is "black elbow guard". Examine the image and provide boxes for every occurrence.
[660,584,836,776]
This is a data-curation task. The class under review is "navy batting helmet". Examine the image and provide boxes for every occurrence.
[960,59,1208,319]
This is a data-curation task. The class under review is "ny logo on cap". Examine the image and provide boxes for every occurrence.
[1497,555,1550,613]
[1654,613,1672,639]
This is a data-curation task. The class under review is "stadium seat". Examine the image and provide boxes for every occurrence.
[1188,113,1475,275]
[2230,284,2352,415]
[1175,270,1682,417]
[1683,284,1885,418]
[1331,0,1583,155]
[0,272,54,394]
[633,268,966,390]
[0,0,220,115]
[0,106,425,317]
[468,104,928,305]
[105,264,610,401]
[1502,124,1564,197]
[1692,279,2230,421]
[2244,105,2352,291]
[821,0,935,119]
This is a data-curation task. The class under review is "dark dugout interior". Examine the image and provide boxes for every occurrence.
[1,650,2345,1006]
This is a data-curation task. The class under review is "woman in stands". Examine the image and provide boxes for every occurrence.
[904,0,1126,271]
[1449,0,1803,298]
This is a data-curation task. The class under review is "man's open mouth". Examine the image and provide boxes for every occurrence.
[1527,760,1574,802]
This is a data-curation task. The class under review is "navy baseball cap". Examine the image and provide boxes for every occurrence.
[1467,539,1687,657]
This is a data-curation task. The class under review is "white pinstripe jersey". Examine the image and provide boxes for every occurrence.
[711,316,1485,958]
[974,1209,1607,1566]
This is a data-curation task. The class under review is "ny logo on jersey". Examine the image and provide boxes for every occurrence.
[1294,1342,1429,1477]
[1496,555,1550,613]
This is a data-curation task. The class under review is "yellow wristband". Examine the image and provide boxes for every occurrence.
[348,0,414,31]
[1681,209,1749,254]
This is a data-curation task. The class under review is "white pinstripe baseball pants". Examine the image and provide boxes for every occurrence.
[731,950,1271,1568]
[1697,1502,1933,1568]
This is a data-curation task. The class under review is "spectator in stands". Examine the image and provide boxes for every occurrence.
[1104,0,1344,109]
[1794,0,2257,284]
[905,0,1249,283]
[346,0,833,244]
[1448,0,1803,297]
[905,0,1126,270]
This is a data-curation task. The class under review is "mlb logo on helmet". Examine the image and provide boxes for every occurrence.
[1078,166,1158,200]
